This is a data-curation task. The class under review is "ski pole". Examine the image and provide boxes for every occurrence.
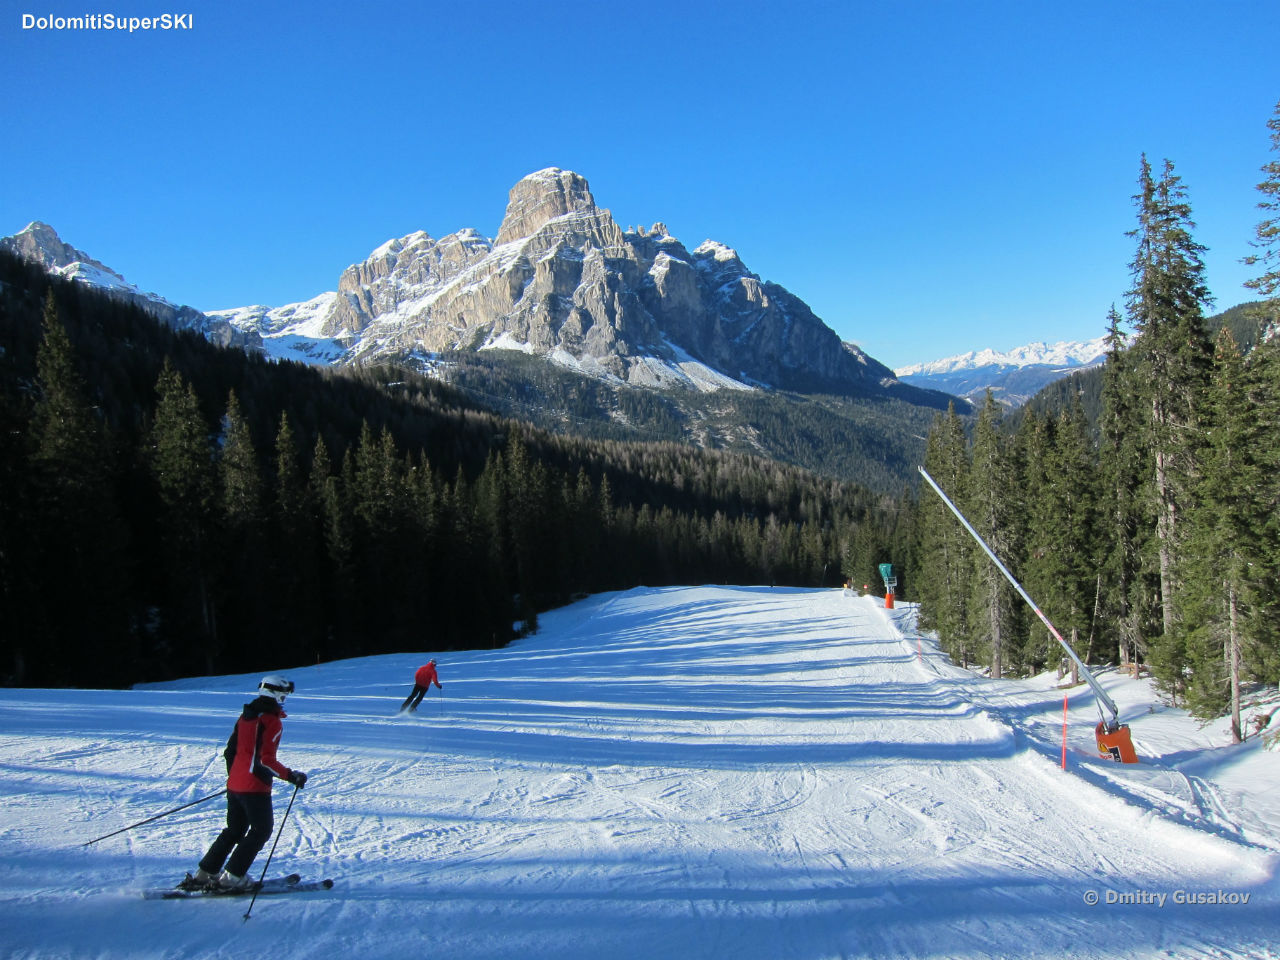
[243,782,300,922]
[82,789,227,847]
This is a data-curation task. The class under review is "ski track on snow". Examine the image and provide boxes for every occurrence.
[0,586,1277,959]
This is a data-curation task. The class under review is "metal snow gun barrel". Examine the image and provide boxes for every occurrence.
[917,466,1138,764]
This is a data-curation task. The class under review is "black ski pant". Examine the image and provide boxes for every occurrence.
[400,684,430,712]
[199,791,274,878]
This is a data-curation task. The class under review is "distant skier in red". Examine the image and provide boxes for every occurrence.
[399,659,442,713]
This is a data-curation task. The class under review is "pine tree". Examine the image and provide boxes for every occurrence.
[565,467,601,595]
[22,293,132,684]
[504,433,554,626]
[916,403,974,666]
[220,392,263,530]
[149,358,218,672]
[1125,156,1214,700]
[1046,395,1101,676]
[1181,329,1272,738]
[1098,305,1154,672]
[309,434,343,566]
[353,423,401,542]
[0,380,24,683]
[406,451,442,627]
[472,452,516,645]
[1248,339,1280,687]
[1015,409,1057,673]
[350,424,417,649]
[1243,97,1280,311]
[274,412,307,527]
[217,390,265,663]
[310,434,353,658]
[844,514,891,596]
[965,393,1019,678]
[31,294,110,477]
[272,411,322,663]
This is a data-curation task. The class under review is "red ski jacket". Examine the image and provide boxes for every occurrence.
[414,662,440,689]
[223,696,294,794]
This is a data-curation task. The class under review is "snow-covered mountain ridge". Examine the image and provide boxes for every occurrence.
[0,221,260,352]
[202,168,916,398]
[895,336,1111,407]
[895,337,1110,377]
[3,176,929,402]
[207,293,345,363]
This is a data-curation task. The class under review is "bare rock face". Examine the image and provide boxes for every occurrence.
[323,169,652,371]
[312,168,896,391]
[197,168,897,393]
[495,168,600,245]
[1,221,124,279]
[3,181,898,394]
[321,228,494,339]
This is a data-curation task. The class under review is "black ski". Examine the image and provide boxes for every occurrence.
[143,873,334,900]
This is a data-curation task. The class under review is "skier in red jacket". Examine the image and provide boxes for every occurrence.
[399,659,442,713]
[182,675,308,891]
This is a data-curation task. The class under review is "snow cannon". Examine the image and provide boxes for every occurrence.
[878,563,896,609]
[1095,720,1138,764]
[917,466,1140,764]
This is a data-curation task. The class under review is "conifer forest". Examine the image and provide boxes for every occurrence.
[0,249,904,689]
[2,100,1278,746]
[912,101,1280,741]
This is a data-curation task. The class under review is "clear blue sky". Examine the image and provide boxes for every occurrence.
[3,0,1277,369]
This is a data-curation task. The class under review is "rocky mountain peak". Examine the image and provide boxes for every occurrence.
[198,169,933,399]
[2,221,126,282]
[7,178,947,404]
[1,221,260,353]
[495,168,599,245]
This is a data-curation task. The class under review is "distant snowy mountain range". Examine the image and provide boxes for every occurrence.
[895,339,1111,407]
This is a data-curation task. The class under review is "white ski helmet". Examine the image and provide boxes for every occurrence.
[259,675,294,704]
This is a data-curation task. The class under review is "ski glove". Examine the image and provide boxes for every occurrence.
[287,770,308,788]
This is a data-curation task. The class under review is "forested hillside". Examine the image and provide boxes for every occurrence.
[0,250,905,688]
[414,349,954,494]
[1009,299,1276,436]
[905,135,1280,740]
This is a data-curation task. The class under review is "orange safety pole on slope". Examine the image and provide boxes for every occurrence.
[1062,695,1069,770]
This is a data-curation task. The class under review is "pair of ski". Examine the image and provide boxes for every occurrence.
[143,872,334,900]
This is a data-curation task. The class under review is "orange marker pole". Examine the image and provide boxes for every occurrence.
[1062,694,1069,770]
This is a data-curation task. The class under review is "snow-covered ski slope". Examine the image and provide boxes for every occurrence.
[2,586,1277,959]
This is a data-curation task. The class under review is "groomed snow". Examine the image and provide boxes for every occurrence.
[1,586,1276,959]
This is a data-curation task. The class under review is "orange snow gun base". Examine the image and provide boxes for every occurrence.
[1095,721,1138,764]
